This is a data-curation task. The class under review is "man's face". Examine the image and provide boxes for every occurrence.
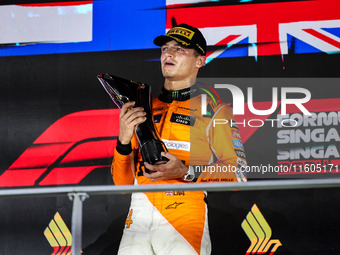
[160,40,205,81]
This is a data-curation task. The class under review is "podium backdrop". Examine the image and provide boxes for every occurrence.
[1,0,340,254]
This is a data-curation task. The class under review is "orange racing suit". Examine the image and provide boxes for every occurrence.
[111,85,247,254]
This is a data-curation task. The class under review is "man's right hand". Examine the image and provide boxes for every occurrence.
[118,101,147,144]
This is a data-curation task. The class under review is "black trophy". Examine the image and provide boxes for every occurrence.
[97,73,168,167]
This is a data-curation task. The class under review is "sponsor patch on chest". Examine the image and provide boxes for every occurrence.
[162,139,191,151]
[154,114,162,123]
[170,113,196,126]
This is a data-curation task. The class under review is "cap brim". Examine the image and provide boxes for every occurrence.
[154,35,193,49]
[154,33,206,55]
[153,35,175,47]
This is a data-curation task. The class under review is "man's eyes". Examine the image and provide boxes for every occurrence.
[161,47,185,52]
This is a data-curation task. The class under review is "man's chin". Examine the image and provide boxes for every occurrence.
[162,71,175,79]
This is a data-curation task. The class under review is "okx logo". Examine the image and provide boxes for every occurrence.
[241,204,282,255]
[44,212,72,255]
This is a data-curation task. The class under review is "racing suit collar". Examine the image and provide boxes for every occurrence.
[158,85,200,103]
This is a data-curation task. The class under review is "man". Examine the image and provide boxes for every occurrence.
[111,24,247,255]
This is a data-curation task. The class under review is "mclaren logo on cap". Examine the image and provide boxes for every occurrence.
[167,27,195,40]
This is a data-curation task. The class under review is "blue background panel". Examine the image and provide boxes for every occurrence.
[0,0,166,57]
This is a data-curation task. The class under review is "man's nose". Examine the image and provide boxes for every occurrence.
[165,48,176,57]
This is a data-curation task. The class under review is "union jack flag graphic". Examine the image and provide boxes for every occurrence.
[166,0,340,60]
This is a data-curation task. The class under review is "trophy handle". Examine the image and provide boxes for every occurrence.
[97,73,168,167]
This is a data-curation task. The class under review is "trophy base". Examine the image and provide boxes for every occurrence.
[141,140,169,174]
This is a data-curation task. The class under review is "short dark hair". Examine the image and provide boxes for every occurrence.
[193,49,201,57]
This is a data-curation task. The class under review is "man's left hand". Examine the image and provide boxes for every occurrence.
[143,152,188,181]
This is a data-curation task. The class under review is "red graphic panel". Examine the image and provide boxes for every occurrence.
[60,140,117,164]
[39,166,103,186]
[0,168,47,187]
[0,109,120,187]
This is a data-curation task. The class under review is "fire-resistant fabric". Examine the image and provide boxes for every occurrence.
[111,85,247,254]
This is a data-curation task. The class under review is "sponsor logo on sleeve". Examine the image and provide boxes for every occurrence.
[233,139,245,150]
[235,149,246,159]
[237,157,247,167]
[232,130,242,139]
[235,166,247,182]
